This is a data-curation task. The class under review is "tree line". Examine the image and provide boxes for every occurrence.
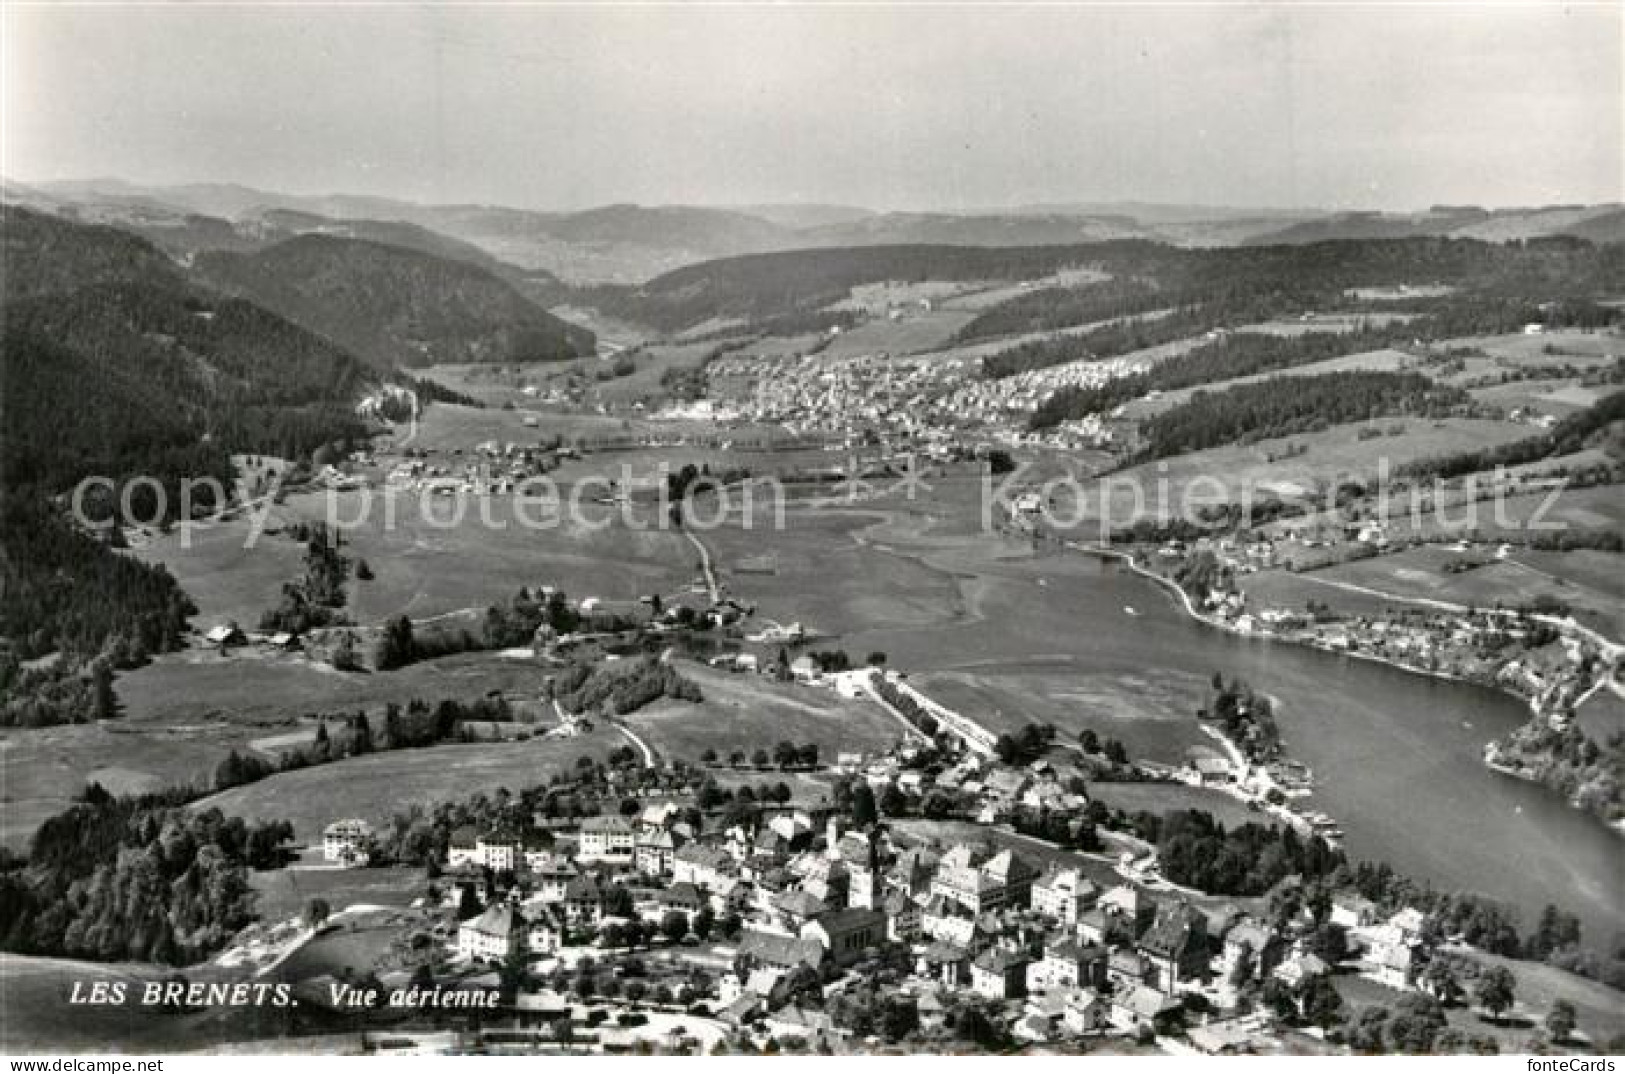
[0,785,292,964]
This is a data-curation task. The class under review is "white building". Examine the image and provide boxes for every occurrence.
[323,819,373,867]
[578,816,636,862]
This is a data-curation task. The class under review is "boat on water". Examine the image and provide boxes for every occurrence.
[1123,605,1138,616]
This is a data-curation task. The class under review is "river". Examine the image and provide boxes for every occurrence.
[827,533,1622,942]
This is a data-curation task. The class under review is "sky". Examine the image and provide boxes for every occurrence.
[3,3,1620,213]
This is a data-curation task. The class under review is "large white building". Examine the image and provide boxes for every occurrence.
[578,816,636,862]
[322,819,373,867]
[457,904,519,961]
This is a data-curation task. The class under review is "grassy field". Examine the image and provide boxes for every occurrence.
[1313,546,1625,639]
[814,309,979,359]
[1116,348,1417,420]
[1062,418,1532,530]
[913,666,1212,767]
[1335,954,1625,1053]
[0,647,586,849]
[116,648,569,723]
[1236,570,1407,620]
[250,860,423,924]
[1575,685,1625,744]
[623,661,904,762]
[137,493,691,628]
[0,718,283,848]
[195,725,623,842]
[1378,485,1625,543]
[1084,780,1260,828]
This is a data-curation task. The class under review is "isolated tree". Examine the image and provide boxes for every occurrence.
[1545,999,1576,1043]
[661,910,689,944]
[304,898,331,929]
[1473,966,1516,1022]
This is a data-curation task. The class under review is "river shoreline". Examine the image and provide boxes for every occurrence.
[1064,538,1623,838]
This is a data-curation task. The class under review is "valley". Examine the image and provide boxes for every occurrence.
[2,184,1622,1058]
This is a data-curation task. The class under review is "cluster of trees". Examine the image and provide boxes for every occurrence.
[1152,809,1346,896]
[870,676,943,740]
[1009,803,1102,851]
[551,656,703,716]
[482,587,585,649]
[1202,674,1283,765]
[1490,719,1623,825]
[1075,727,1133,768]
[1343,993,1497,1055]
[0,786,292,964]
[699,741,820,769]
[1401,389,1625,480]
[993,722,1057,765]
[258,522,352,635]
[0,496,195,727]
[1136,372,1473,459]
[211,695,521,794]
[665,462,752,505]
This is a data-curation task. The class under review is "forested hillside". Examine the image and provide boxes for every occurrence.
[581,241,1162,332]
[195,234,595,366]
[0,207,374,727]
[1135,372,1474,458]
[1,204,185,299]
[0,789,290,963]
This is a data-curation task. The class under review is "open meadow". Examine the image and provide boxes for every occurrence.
[913,665,1213,767]
[1312,546,1625,639]
[624,661,904,761]
[1062,417,1533,527]
[249,859,424,924]
[136,493,692,628]
[194,724,625,842]
[0,647,582,849]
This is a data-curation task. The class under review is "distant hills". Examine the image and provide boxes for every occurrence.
[0,206,372,503]
[16,178,1619,286]
[195,233,594,367]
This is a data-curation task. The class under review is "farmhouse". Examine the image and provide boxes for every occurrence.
[322,819,373,867]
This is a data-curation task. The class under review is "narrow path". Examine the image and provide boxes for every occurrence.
[612,720,657,768]
[683,529,721,604]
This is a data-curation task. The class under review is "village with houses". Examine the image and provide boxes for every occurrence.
[261,652,1528,1057]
